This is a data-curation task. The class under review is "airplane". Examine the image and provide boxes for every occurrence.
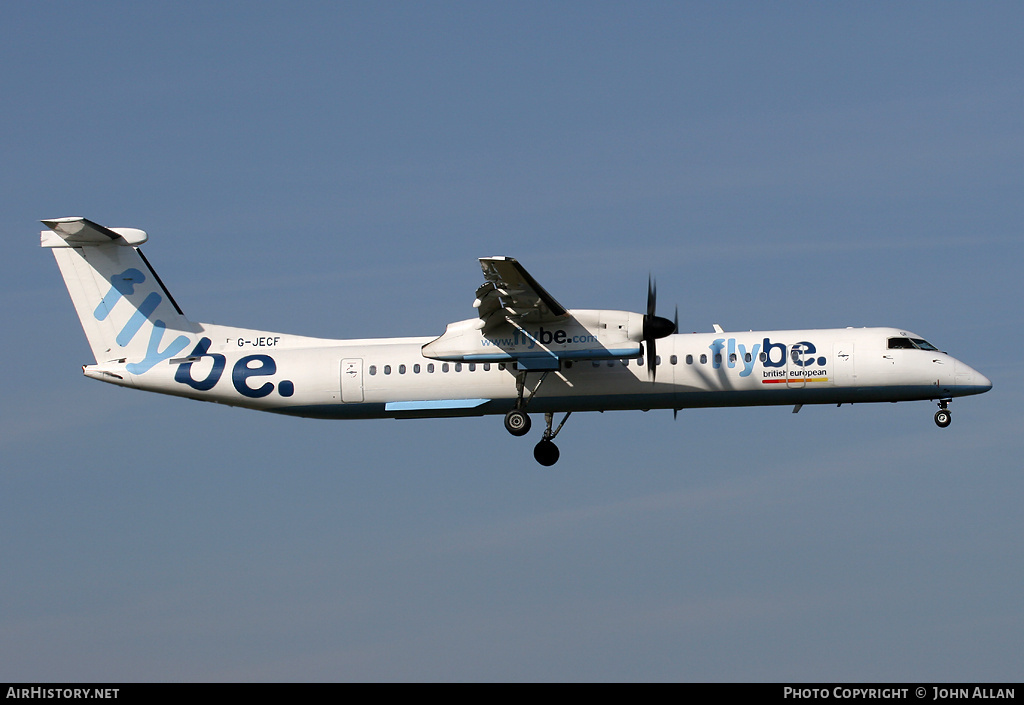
[42,216,992,466]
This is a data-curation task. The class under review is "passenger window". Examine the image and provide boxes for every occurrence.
[427,363,435,373]
[368,365,377,376]
[455,363,462,372]
[413,364,421,374]
[384,365,391,375]
[484,363,491,371]
[637,357,644,367]
[685,354,693,365]
[442,363,450,373]
[730,353,737,364]
[468,363,476,372]
[670,355,678,365]
[745,353,752,363]
[399,364,406,374]
[700,354,707,364]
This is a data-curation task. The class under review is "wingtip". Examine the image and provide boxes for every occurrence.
[41,216,86,228]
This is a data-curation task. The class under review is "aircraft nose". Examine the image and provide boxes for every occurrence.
[975,370,993,392]
[954,360,992,395]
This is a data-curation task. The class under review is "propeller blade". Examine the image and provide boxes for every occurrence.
[642,275,675,382]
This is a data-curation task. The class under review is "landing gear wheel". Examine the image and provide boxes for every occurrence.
[534,439,560,466]
[504,409,531,436]
[934,409,952,428]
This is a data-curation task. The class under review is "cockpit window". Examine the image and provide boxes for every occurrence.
[888,337,941,351]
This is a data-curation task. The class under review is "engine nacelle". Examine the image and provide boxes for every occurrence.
[421,309,646,365]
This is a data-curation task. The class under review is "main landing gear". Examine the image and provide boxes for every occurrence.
[934,399,952,428]
[534,411,572,466]
[504,370,571,466]
[504,408,531,436]
[504,369,546,437]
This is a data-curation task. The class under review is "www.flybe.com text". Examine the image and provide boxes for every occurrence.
[481,328,598,348]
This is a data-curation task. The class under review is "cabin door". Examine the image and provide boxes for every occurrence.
[832,341,855,387]
[340,358,364,402]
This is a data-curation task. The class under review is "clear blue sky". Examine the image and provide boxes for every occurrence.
[2,2,1021,681]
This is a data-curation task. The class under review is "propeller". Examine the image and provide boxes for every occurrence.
[642,276,677,381]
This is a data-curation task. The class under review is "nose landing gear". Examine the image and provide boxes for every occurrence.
[934,400,952,428]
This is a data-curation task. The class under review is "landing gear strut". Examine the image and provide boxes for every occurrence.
[534,412,572,467]
[934,400,952,428]
[503,370,571,466]
[503,370,550,438]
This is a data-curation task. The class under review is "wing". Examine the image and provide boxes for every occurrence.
[475,257,569,330]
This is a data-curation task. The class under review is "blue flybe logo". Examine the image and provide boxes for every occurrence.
[95,268,189,374]
[98,269,295,398]
[709,337,826,377]
[174,337,295,399]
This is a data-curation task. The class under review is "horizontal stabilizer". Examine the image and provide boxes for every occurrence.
[41,217,148,248]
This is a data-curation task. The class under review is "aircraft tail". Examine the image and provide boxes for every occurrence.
[42,217,196,373]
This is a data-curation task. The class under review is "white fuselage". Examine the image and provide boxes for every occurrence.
[84,323,991,420]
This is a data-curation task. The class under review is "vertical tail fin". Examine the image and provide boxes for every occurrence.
[42,217,196,373]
